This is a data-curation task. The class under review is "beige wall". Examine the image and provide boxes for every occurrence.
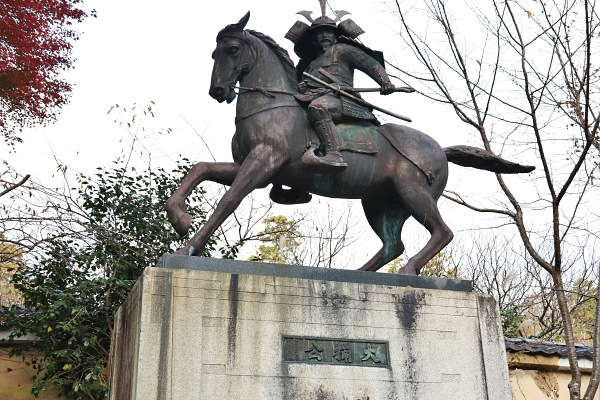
[0,347,60,400]
[509,353,600,400]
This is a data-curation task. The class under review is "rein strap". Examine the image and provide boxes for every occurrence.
[232,85,297,97]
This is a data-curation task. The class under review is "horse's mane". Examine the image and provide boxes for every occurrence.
[246,30,297,89]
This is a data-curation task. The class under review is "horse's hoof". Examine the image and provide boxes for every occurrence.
[172,213,192,236]
[166,197,192,236]
[175,244,204,257]
[357,265,375,272]
[174,247,188,256]
[397,266,418,276]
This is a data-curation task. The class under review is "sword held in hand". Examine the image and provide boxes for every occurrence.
[316,68,415,93]
[345,86,416,93]
[303,71,412,122]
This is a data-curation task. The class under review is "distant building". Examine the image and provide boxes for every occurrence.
[506,337,599,399]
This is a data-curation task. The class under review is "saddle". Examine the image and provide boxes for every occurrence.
[316,120,379,155]
[299,119,380,174]
[306,120,435,183]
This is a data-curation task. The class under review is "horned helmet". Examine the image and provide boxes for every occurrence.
[285,0,365,59]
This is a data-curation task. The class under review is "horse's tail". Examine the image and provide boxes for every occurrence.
[443,145,535,174]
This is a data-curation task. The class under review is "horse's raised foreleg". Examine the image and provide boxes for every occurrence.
[358,201,408,272]
[176,147,284,256]
[166,162,239,236]
[397,191,454,276]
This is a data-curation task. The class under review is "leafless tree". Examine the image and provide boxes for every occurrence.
[451,231,599,341]
[0,163,87,260]
[291,199,363,269]
[392,0,600,397]
[245,198,363,269]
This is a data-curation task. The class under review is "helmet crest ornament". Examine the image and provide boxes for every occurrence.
[296,11,315,24]
[319,0,327,17]
[295,0,350,30]
[332,10,351,24]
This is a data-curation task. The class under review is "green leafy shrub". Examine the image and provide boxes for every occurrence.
[1,160,216,399]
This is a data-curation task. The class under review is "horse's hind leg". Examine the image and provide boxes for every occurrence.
[165,162,239,236]
[358,200,409,272]
[398,190,453,276]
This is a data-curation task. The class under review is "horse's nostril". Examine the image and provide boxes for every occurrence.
[215,87,224,95]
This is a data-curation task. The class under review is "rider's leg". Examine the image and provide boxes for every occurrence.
[307,95,347,168]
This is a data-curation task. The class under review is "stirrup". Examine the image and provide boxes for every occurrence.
[301,148,347,173]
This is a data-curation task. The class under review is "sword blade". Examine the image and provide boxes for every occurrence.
[344,87,416,93]
[316,68,415,94]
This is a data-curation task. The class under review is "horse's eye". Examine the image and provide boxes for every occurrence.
[230,46,239,55]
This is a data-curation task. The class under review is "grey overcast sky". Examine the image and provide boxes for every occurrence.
[5,0,472,176]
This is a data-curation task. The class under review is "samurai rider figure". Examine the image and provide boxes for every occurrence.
[285,0,396,170]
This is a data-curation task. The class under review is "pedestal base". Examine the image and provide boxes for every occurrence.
[109,255,511,400]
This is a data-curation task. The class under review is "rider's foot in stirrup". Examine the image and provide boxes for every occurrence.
[319,152,347,168]
[301,148,348,172]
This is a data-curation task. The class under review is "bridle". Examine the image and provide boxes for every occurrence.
[216,31,301,123]
[230,84,296,98]
[216,32,256,88]
[218,32,297,99]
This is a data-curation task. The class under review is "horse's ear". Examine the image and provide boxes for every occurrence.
[236,11,250,30]
[217,11,250,40]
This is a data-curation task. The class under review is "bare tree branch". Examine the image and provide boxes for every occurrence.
[0,174,30,198]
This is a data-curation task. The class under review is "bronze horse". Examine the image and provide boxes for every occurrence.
[165,13,534,275]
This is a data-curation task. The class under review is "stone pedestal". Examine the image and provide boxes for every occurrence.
[109,255,511,400]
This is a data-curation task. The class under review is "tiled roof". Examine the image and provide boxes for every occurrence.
[505,337,594,359]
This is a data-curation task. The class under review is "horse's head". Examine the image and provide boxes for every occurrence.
[210,12,255,103]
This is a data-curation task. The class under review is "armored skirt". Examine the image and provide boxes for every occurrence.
[295,88,376,121]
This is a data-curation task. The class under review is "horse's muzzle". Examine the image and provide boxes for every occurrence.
[209,85,226,103]
[209,85,235,103]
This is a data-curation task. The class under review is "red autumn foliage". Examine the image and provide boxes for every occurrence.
[0,0,92,146]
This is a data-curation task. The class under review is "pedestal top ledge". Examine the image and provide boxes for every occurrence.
[155,254,472,292]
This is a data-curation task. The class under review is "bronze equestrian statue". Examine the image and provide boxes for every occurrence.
[165,10,534,276]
